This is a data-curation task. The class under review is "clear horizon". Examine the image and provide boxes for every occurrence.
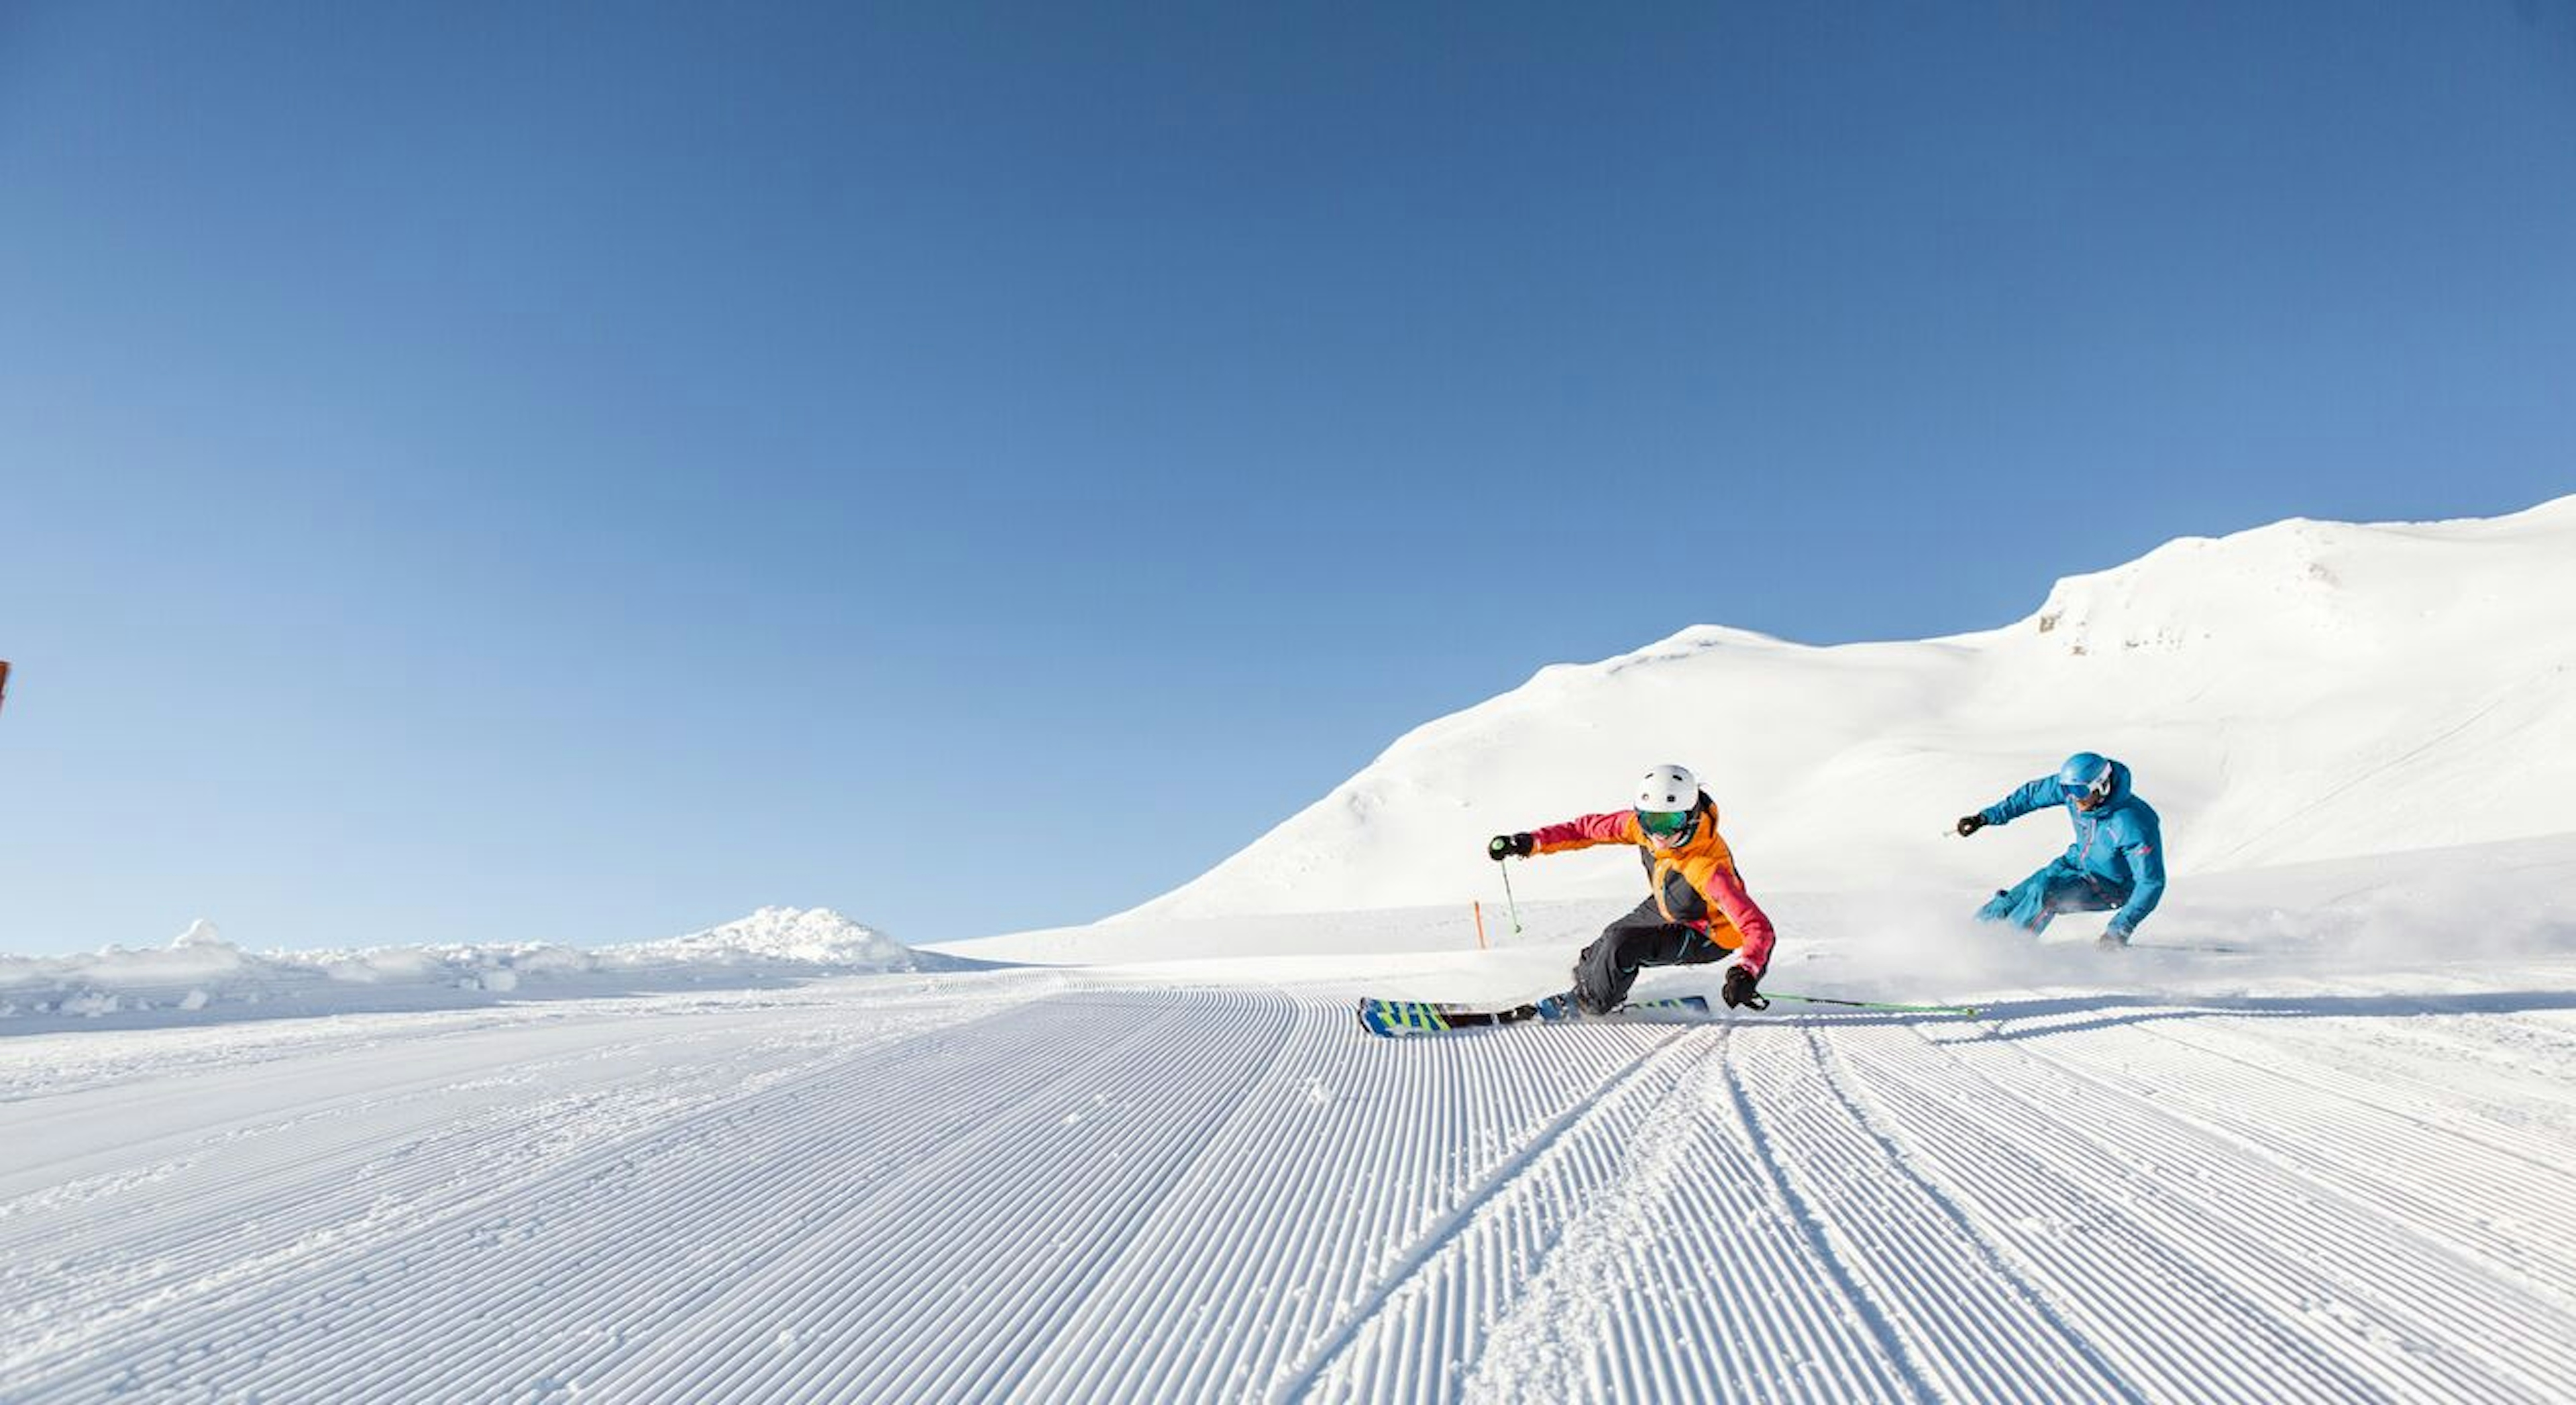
[5,2,2573,954]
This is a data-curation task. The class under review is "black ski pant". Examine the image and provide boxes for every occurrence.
[1572,899,1726,1014]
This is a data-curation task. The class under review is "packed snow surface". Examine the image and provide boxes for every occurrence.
[7,844,2576,1402]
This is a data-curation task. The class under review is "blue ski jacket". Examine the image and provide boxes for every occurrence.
[1978,761,2167,937]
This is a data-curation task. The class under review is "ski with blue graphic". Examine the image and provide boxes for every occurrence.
[1356,992,1709,1037]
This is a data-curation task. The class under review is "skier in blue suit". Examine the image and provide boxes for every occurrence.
[1955,752,2165,948]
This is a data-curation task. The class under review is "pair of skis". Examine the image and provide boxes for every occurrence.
[1355,992,1705,1037]
[1354,988,1981,1037]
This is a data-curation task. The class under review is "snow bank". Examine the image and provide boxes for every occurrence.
[617,905,922,968]
[0,907,965,1029]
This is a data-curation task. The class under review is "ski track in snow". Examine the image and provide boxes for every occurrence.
[5,965,2576,1402]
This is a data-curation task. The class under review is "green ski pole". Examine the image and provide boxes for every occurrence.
[1497,858,1525,936]
[1758,991,1984,1017]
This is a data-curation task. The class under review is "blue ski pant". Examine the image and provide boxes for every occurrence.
[1977,859,2131,934]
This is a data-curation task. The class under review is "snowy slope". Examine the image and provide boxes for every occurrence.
[1120,498,2576,925]
[8,844,2576,1402]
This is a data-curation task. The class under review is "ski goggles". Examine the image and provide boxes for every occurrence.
[2070,772,2114,808]
[1637,808,1697,839]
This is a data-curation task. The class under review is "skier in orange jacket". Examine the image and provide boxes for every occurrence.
[1489,764,1778,1013]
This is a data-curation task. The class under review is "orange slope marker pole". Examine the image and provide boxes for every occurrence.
[1472,899,1488,950]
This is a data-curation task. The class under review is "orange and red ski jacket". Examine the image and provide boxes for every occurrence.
[1529,806,1778,975]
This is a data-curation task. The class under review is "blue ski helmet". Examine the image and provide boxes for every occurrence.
[2058,752,2116,809]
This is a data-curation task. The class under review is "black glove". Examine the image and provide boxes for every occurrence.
[1487,832,1534,861]
[1722,964,1768,1011]
[1955,814,1986,838]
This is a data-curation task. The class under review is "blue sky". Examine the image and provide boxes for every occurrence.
[3,1,2571,954]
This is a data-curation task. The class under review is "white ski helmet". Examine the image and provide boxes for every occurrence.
[1634,764,1701,814]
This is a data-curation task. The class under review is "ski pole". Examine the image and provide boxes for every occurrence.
[1497,858,1524,936]
[1758,991,1983,1017]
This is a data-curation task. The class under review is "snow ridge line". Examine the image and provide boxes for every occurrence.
[1453,1027,1721,1396]
[2127,1017,2576,1184]
[995,991,1338,1402]
[1947,1015,2576,1399]
[1718,1032,1928,1402]
[568,991,1255,1401]
[1803,1027,2149,1404]
[1265,1024,1701,1404]
[1301,1018,1922,1404]
[921,989,1310,1401]
[1999,1013,2576,1318]
[0,1006,539,1107]
[6,1013,971,1398]
[2188,993,2576,1127]
[1014,1004,1686,1402]
[233,990,1144,1402]
[1846,1022,2485,1402]
[0,1019,657,1216]
[0,1016,798,1244]
[1729,1023,2146,1404]
[350,1008,1096,1404]
[1448,1023,1861,1402]
[0,1024,845,1376]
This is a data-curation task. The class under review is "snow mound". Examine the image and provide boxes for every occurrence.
[170,918,227,950]
[621,906,917,968]
[1121,497,2576,922]
[0,907,963,1029]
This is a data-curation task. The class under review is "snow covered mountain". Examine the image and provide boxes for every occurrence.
[0,906,951,1026]
[616,905,925,969]
[1123,497,2576,921]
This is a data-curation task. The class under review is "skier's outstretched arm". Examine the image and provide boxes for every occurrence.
[1982,775,2065,828]
[1487,812,1635,861]
[1528,812,1641,854]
